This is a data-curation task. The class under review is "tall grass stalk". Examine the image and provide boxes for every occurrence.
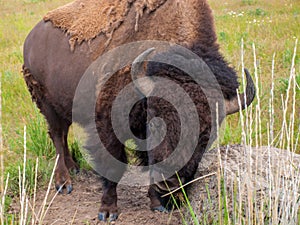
[0,66,4,225]
[31,158,38,225]
[19,126,27,225]
[289,39,298,153]
[269,53,275,146]
[0,174,9,225]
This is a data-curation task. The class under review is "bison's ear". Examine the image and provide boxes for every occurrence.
[131,48,155,97]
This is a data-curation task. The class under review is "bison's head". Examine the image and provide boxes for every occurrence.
[131,48,255,200]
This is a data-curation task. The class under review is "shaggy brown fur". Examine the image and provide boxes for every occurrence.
[22,66,43,107]
[44,0,167,51]
[23,0,255,222]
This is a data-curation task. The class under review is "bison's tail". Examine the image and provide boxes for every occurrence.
[22,65,44,108]
[225,68,256,115]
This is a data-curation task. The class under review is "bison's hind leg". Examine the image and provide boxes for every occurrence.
[62,124,80,175]
[23,66,78,194]
[40,101,79,194]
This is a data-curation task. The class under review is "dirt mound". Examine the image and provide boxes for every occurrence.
[187,145,300,224]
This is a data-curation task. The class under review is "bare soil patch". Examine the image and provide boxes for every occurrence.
[13,171,182,225]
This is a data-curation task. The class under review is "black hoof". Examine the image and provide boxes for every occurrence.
[98,212,118,222]
[98,212,108,221]
[71,168,80,175]
[55,185,63,194]
[109,213,118,222]
[152,205,169,213]
[55,184,73,194]
[66,185,73,194]
[75,168,80,174]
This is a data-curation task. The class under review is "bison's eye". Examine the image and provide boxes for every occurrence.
[148,121,156,132]
[148,118,164,131]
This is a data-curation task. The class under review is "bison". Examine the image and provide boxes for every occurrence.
[22,0,255,222]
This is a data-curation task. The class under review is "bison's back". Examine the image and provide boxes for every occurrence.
[23,0,219,121]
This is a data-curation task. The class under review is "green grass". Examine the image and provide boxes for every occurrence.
[209,0,300,148]
[0,0,299,224]
[26,107,55,160]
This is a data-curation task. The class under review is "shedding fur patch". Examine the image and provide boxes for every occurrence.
[22,65,45,108]
[43,0,167,51]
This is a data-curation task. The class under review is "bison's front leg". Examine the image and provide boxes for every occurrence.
[96,138,127,222]
[99,179,119,222]
[148,185,169,212]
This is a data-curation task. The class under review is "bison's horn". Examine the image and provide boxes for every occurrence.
[131,48,155,97]
[225,69,256,115]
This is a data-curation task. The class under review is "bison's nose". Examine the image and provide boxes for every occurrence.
[151,170,185,193]
[155,177,181,193]
[154,177,184,193]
